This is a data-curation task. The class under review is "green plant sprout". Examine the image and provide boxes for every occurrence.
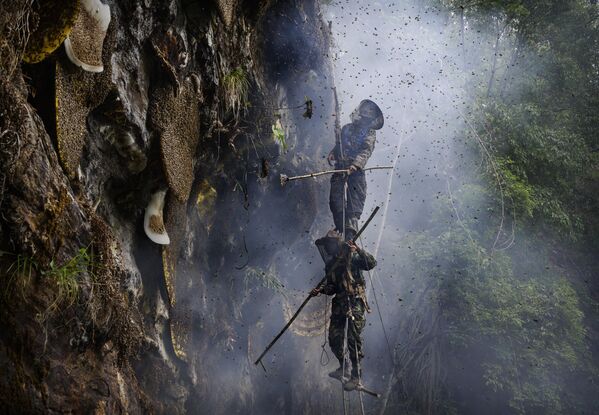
[244,266,284,295]
[1,247,94,315]
[1,250,37,299]
[43,247,93,311]
[272,119,286,151]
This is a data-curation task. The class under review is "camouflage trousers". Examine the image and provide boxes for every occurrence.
[328,295,366,375]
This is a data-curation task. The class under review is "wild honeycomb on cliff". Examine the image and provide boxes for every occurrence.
[170,304,192,361]
[22,0,79,63]
[64,0,110,72]
[54,17,113,178]
[161,195,191,360]
[151,79,201,202]
[217,0,236,27]
[55,60,109,177]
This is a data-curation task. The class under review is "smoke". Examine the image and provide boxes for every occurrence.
[322,1,522,413]
[324,0,473,393]
[317,2,598,414]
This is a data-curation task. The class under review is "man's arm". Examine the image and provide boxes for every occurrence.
[311,280,336,296]
[353,247,377,271]
[351,130,376,170]
[311,260,339,297]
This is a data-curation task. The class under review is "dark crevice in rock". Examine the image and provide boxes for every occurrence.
[23,59,58,150]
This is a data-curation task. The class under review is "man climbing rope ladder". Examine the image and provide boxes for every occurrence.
[312,231,377,391]
[328,99,384,240]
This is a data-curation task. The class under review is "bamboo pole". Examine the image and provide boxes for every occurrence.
[280,166,393,186]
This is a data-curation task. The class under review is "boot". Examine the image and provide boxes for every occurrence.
[343,369,363,391]
[344,229,356,241]
[328,360,350,381]
[344,222,358,241]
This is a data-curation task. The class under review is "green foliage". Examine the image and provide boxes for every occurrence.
[222,66,250,118]
[44,247,92,310]
[1,250,37,299]
[389,0,599,412]
[498,159,535,218]
[470,33,592,239]
[271,119,287,151]
[403,229,588,413]
[0,247,93,313]
[244,266,284,294]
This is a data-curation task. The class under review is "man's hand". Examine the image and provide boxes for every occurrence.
[345,240,358,252]
[310,287,321,297]
[327,152,336,166]
[348,165,358,175]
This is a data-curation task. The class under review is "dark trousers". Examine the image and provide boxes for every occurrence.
[329,171,366,237]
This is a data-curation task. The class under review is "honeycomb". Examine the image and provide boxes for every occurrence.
[150,79,201,202]
[23,0,79,64]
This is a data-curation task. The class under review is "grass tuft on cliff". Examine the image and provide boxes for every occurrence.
[44,247,92,311]
[1,247,94,314]
[222,66,249,119]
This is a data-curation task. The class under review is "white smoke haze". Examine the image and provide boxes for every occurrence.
[325,0,471,380]
[315,0,521,412]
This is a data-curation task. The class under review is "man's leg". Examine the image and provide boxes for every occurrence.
[345,302,366,390]
[344,218,359,241]
[328,314,349,380]
[329,173,346,233]
[345,172,367,239]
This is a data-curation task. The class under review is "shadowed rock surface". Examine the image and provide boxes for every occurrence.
[0,1,338,413]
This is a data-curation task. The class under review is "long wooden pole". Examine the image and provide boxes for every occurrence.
[280,166,393,186]
[254,206,380,366]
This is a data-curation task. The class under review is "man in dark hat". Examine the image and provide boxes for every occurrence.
[312,231,377,391]
[328,99,384,240]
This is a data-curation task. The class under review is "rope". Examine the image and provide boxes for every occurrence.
[347,126,406,363]
[355,345,366,415]
[343,179,348,239]
[320,300,331,366]
[342,316,349,415]
[374,131,405,256]
[359,236,396,366]
[356,126,407,415]
[370,126,407,299]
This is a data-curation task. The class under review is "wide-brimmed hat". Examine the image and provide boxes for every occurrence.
[315,230,344,262]
[358,99,384,130]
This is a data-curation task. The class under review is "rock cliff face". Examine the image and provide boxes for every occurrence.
[0,1,337,413]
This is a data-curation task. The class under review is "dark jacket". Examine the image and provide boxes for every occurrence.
[331,123,376,170]
[321,247,377,297]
